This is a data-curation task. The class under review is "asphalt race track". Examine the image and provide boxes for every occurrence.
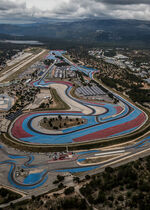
[10,50,147,145]
[0,50,149,193]
[0,135,150,190]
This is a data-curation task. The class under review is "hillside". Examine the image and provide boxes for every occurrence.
[1,19,150,48]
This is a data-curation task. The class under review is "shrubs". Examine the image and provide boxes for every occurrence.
[57,175,64,182]
[53,175,65,185]
[73,176,80,183]
[64,187,75,195]
[85,175,91,180]
[127,88,150,103]
[42,115,83,130]
[79,157,150,209]
[118,195,124,202]
[0,188,8,197]
[105,167,113,173]
[58,183,64,189]
[0,188,21,205]
[53,180,59,184]
[97,191,106,203]
[61,197,87,210]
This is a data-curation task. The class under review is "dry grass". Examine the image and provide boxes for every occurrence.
[50,88,70,110]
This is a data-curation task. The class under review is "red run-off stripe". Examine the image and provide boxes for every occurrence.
[73,113,146,142]
[11,111,82,138]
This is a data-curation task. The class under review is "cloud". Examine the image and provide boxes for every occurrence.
[97,0,150,5]
[0,0,150,23]
[0,0,39,23]
[0,0,26,11]
[50,0,150,20]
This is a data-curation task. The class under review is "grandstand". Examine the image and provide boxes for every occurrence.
[76,85,106,96]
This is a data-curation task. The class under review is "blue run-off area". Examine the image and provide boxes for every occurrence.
[0,145,47,190]
[8,155,27,159]
[8,165,48,190]
[23,170,47,184]
[56,165,99,173]
[20,106,142,144]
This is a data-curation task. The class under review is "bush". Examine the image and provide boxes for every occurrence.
[118,195,124,201]
[53,180,59,184]
[126,191,132,198]
[73,176,80,183]
[31,195,35,200]
[58,183,64,189]
[85,175,91,180]
[108,195,114,201]
[97,191,105,203]
[0,188,8,197]
[57,175,64,182]
[105,167,114,174]
[64,187,75,195]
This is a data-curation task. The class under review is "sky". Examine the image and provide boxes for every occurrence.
[0,0,150,23]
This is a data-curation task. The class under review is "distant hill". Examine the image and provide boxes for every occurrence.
[1,19,150,48]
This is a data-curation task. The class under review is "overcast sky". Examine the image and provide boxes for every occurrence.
[1,0,150,23]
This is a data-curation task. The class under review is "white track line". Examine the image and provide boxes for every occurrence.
[94,150,125,156]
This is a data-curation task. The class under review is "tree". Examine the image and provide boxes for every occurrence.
[40,103,45,108]
[53,180,59,184]
[43,117,47,123]
[58,115,62,120]
[58,183,64,189]
[73,176,80,183]
[97,191,105,203]
[31,195,35,200]
[85,175,91,180]
[0,188,8,197]
[57,175,65,182]
[64,187,75,195]
[118,195,124,201]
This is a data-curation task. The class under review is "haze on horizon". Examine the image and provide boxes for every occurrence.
[0,0,150,24]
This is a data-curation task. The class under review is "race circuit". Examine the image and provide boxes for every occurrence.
[0,50,150,195]
[10,50,147,145]
[0,135,150,191]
